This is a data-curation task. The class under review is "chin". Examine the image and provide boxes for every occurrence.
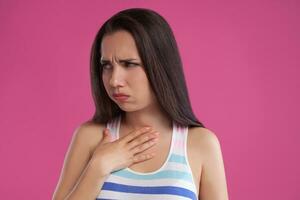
[118,106,139,112]
[118,103,147,112]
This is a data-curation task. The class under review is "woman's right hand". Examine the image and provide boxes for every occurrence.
[90,126,159,176]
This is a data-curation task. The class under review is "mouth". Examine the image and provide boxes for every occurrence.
[112,93,130,102]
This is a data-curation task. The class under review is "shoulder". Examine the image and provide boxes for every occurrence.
[188,127,229,199]
[187,127,222,161]
[188,127,220,146]
[71,121,106,155]
[52,122,107,199]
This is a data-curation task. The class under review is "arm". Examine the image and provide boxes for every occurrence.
[62,157,109,200]
[198,129,229,200]
[52,123,105,200]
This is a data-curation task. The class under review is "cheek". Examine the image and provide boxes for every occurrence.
[130,72,152,95]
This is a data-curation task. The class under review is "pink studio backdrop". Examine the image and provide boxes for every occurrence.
[0,0,299,199]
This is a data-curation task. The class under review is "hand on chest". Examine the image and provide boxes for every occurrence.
[128,134,172,173]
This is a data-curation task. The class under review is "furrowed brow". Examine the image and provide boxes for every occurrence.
[100,58,138,63]
[118,58,138,62]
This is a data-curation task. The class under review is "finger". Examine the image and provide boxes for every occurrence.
[132,152,156,163]
[121,126,153,143]
[127,131,159,150]
[101,128,112,144]
[131,138,158,154]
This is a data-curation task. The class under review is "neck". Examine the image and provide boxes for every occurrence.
[122,106,172,132]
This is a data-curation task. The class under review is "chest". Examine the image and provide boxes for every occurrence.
[100,119,203,199]
[120,128,202,196]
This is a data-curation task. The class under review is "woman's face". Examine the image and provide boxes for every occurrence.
[101,30,157,112]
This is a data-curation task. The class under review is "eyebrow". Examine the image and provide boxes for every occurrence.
[100,58,139,63]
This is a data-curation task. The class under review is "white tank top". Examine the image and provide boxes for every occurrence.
[96,114,198,200]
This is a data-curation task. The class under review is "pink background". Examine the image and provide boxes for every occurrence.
[1,0,299,199]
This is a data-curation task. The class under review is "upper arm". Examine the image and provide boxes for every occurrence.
[198,129,229,200]
[52,122,104,200]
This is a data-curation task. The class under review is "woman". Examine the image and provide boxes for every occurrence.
[53,8,229,200]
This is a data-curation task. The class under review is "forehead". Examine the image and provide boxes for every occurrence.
[101,30,140,59]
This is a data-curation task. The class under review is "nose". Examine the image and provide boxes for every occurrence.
[109,64,126,88]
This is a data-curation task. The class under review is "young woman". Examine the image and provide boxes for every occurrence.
[53,8,229,200]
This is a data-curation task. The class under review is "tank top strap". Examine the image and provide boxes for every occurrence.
[170,122,188,161]
[167,122,198,195]
[106,115,121,141]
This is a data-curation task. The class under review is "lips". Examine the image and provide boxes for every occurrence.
[113,93,129,97]
[112,93,129,101]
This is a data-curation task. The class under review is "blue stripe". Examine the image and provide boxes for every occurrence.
[101,182,197,200]
[112,169,193,183]
[169,153,187,164]
[96,199,116,200]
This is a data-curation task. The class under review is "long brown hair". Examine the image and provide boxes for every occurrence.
[89,8,205,128]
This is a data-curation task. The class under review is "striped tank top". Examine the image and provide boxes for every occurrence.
[96,114,198,200]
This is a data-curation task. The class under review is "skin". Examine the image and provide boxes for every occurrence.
[52,30,229,199]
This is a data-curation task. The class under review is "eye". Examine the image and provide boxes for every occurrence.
[124,62,139,67]
[100,63,112,70]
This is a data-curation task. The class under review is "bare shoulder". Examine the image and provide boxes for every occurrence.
[188,127,223,161]
[189,127,229,199]
[72,121,106,155]
[52,121,106,199]
[188,127,221,148]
